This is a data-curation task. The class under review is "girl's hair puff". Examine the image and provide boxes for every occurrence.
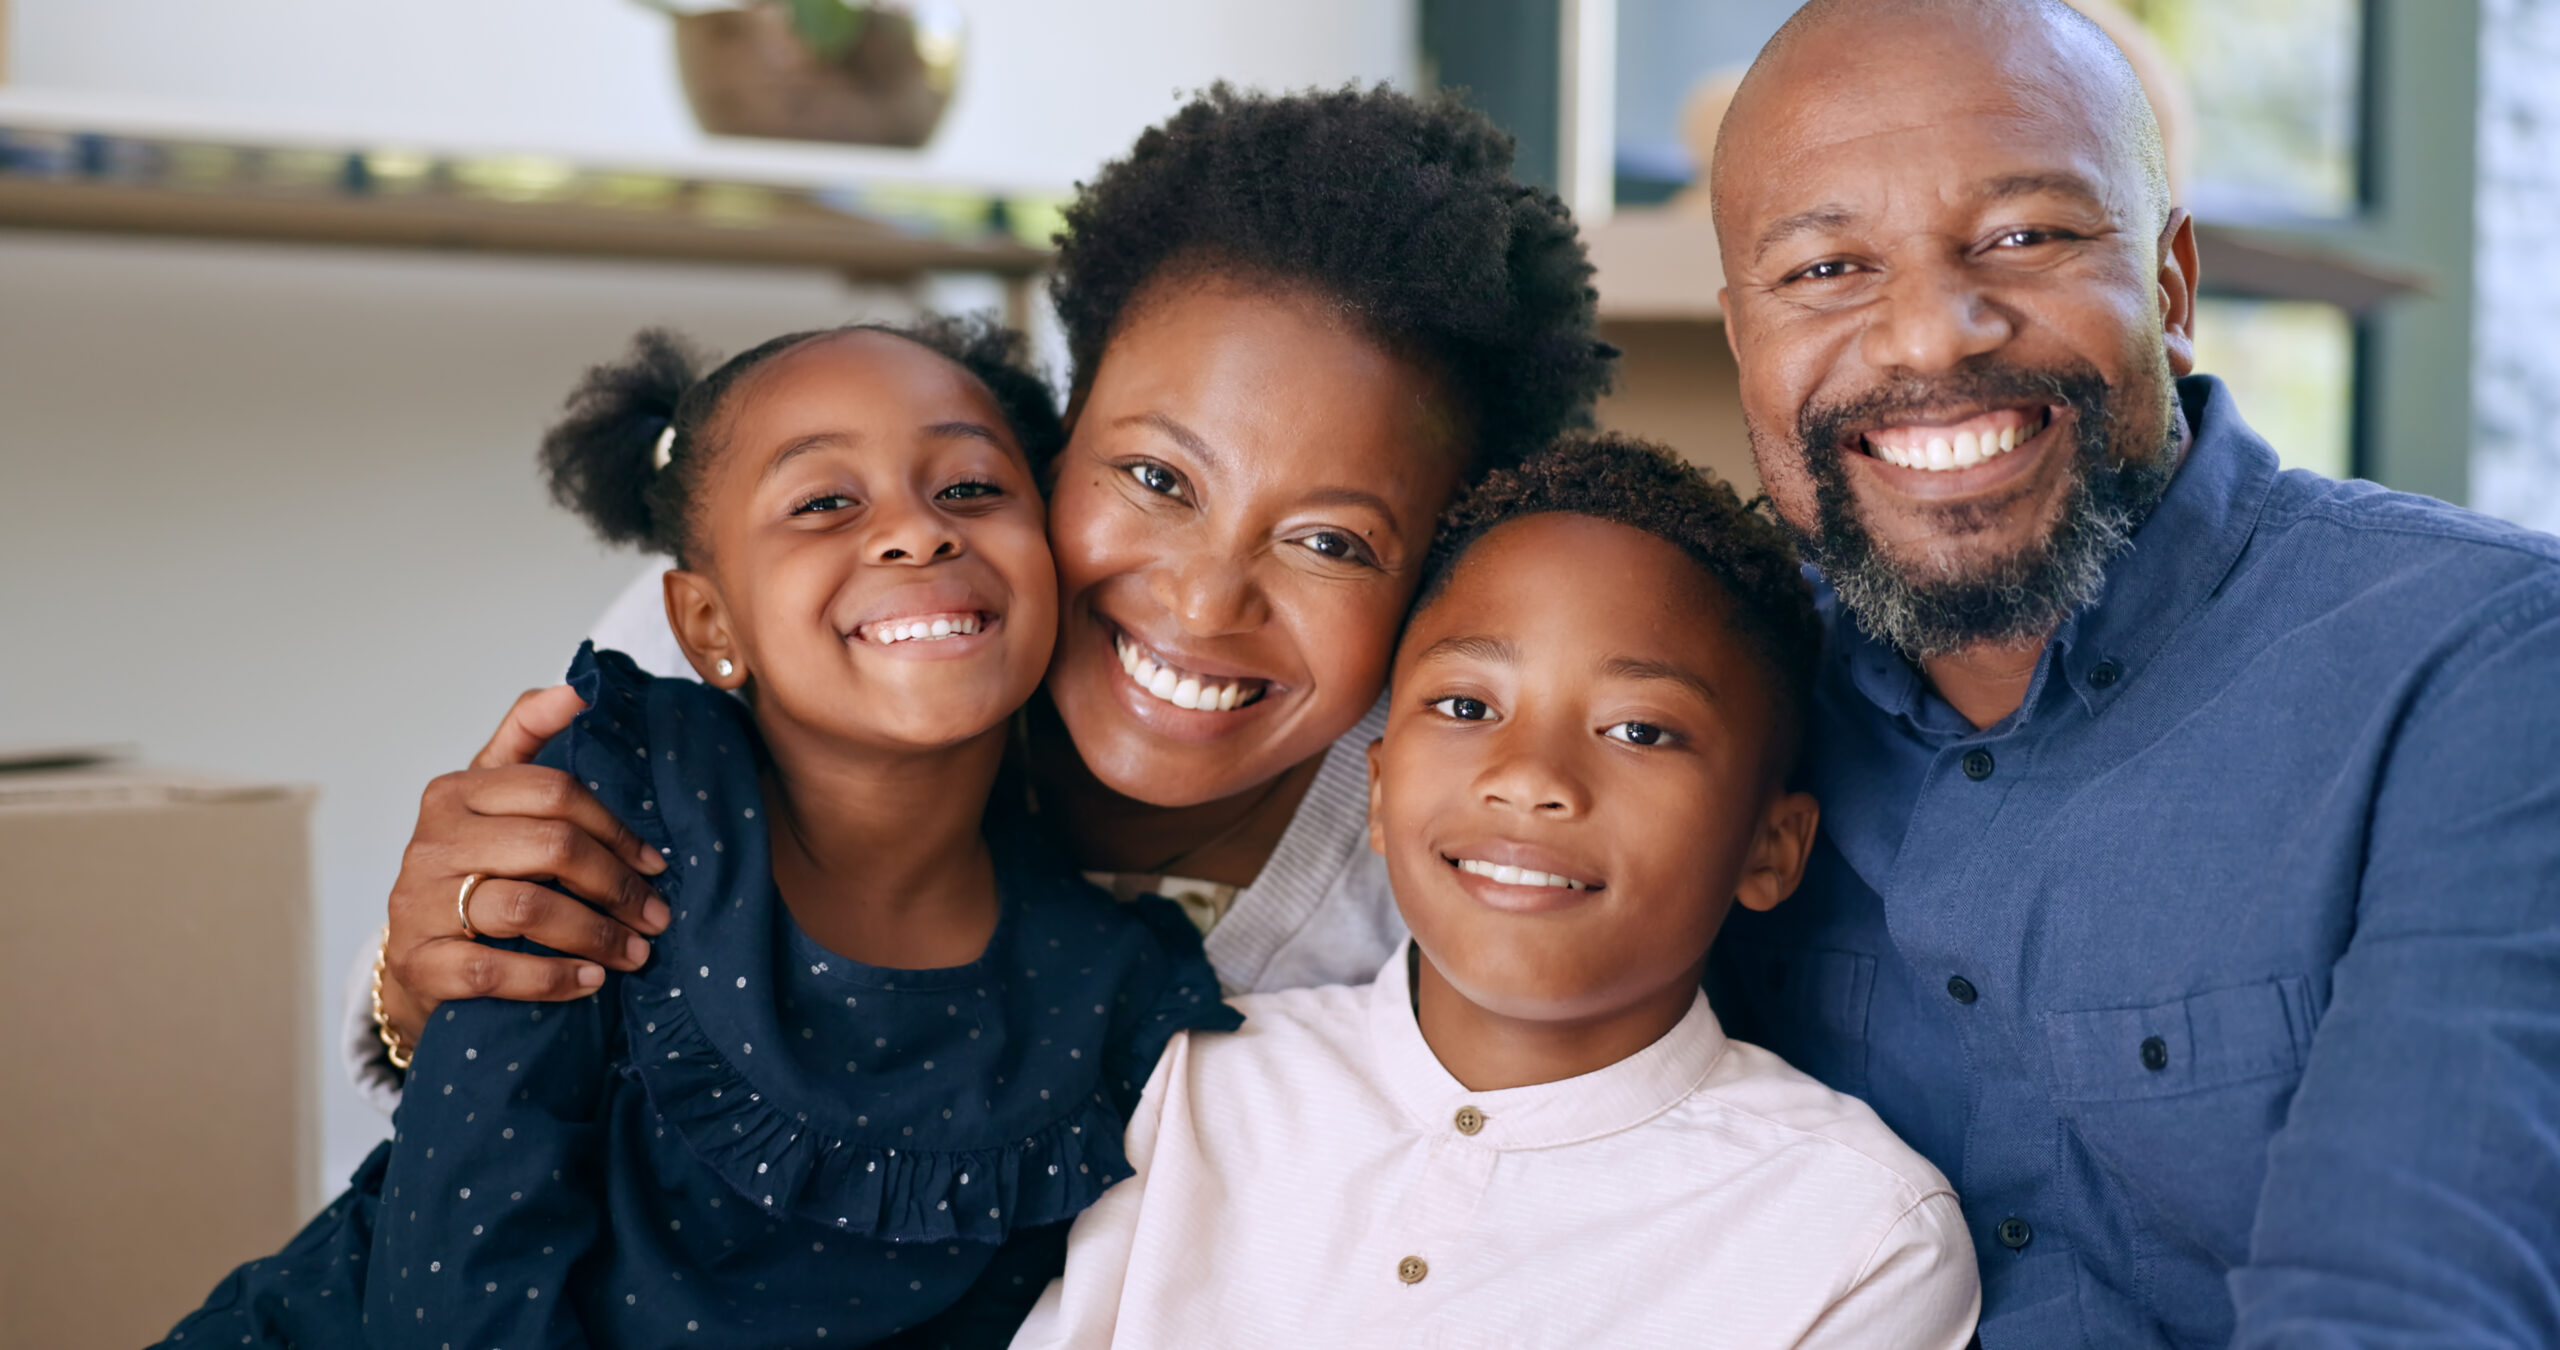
[541,315,1063,567]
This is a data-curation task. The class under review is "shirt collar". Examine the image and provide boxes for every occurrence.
[1834,374,2282,733]
[1363,942,1729,1150]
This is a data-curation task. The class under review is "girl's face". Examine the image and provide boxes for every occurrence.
[670,331,1058,754]
[1044,279,1469,808]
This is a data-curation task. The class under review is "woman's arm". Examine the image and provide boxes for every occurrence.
[375,685,671,1043]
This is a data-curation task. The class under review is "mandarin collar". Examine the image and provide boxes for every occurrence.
[1836,374,2282,737]
[1363,943,1729,1150]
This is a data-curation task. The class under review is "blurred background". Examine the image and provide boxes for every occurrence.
[0,1,2553,1342]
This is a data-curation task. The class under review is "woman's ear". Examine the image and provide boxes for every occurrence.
[663,568,745,689]
[1735,790,1820,914]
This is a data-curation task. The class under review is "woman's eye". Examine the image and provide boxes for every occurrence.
[1127,463,1183,498]
[1604,721,1666,746]
[1430,696,1493,722]
[1296,530,1376,565]
[793,492,857,516]
[938,480,1001,501]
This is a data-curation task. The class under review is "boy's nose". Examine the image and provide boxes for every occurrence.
[1474,730,1590,818]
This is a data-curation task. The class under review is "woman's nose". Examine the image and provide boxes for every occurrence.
[1148,554,1270,637]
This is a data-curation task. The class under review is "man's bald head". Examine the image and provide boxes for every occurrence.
[1712,0,2172,244]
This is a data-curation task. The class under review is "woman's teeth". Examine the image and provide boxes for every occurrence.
[1115,634,1264,712]
[1865,414,2041,472]
[861,613,983,645]
[1453,857,1590,890]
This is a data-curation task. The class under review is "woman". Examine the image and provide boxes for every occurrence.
[358,83,1613,1092]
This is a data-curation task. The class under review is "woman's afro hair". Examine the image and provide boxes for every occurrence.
[1049,83,1616,476]
[1416,433,1824,756]
[539,314,1062,566]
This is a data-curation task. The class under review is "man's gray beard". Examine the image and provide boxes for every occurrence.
[1767,367,2181,662]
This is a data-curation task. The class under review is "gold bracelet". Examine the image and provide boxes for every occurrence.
[371,931,415,1073]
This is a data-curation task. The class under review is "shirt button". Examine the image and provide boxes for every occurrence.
[2140,1035,2169,1072]
[1946,975,1979,1005]
[1453,1105,1485,1136]
[1961,748,1996,781]
[1997,1217,2033,1250]
[1397,1255,1429,1285]
[2088,660,2122,689]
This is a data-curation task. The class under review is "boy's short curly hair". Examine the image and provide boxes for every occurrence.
[1416,433,1824,763]
[1049,83,1615,476]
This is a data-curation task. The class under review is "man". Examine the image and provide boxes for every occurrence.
[1705,1,2560,1345]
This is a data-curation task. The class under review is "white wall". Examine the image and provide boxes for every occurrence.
[2473,0,2560,534]
[7,0,1417,190]
[0,0,1418,1202]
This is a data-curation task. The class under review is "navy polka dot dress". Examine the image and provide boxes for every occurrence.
[159,644,1240,1349]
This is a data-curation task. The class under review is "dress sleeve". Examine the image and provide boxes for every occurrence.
[365,945,622,1350]
[1793,1192,1979,1350]
[2229,586,2560,1344]
[1006,1033,1188,1350]
[1102,896,1244,1114]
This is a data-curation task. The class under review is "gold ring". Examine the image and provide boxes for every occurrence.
[457,873,488,940]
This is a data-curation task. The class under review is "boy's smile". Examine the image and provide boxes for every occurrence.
[1368,511,1817,1090]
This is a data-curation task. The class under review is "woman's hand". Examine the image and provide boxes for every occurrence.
[376,685,670,1042]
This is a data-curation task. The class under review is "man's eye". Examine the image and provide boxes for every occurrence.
[1604,721,1666,746]
[1127,463,1183,498]
[1430,697,1493,722]
[1991,228,2072,249]
[938,480,1000,501]
[1789,259,1856,283]
[793,492,856,515]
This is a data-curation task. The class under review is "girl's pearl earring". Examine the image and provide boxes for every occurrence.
[716,659,734,678]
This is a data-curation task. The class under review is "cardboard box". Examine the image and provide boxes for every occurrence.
[0,757,315,1350]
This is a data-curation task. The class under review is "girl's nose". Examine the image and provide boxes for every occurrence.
[871,494,963,564]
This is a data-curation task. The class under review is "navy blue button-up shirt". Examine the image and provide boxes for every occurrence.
[1713,376,2560,1349]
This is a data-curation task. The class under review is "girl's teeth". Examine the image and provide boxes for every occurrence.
[868,614,981,644]
[1453,858,1586,890]
[1112,634,1264,713]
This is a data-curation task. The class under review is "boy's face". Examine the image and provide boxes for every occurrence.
[1368,513,1817,1027]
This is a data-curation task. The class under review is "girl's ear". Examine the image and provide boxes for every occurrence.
[663,568,745,689]
[1735,790,1820,914]
[1365,738,1387,857]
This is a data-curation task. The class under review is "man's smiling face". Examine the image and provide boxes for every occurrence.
[1713,0,2200,658]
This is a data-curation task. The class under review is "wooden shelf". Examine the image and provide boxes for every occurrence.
[0,121,1052,283]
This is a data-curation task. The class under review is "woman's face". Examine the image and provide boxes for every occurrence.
[1045,279,1468,808]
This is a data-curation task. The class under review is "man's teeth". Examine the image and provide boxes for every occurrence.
[1114,635,1263,712]
[864,613,983,644]
[1868,420,2030,472]
[1453,857,1589,890]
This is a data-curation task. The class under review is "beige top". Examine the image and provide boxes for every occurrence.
[1012,946,1980,1350]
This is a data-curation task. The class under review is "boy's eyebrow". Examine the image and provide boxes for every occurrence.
[1601,656,1721,706]
[1415,633,1520,666]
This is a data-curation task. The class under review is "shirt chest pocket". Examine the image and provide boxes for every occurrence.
[2041,977,2323,1265]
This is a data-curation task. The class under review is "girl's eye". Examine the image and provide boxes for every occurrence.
[1127,463,1183,498]
[1604,721,1667,747]
[1295,530,1377,566]
[938,480,1000,501]
[793,492,857,516]
[1430,696,1493,722]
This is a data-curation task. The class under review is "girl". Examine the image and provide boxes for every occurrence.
[355,85,1616,1058]
[160,316,1238,1349]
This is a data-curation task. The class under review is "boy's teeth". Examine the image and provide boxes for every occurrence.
[1113,634,1264,713]
[863,612,983,644]
[1453,857,1587,890]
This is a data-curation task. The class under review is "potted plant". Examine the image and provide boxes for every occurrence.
[635,1,966,148]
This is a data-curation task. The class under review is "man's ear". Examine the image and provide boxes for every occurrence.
[1734,790,1820,913]
[2157,207,2199,377]
[1365,738,1387,857]
[663,568,745,690]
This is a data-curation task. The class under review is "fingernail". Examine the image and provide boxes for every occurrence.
[575,963,606,988]
[642,898,672,933]
[640,847,668,875]
[624,935,652,968]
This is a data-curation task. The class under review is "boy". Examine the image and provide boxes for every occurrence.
[1012,435,1979,1348]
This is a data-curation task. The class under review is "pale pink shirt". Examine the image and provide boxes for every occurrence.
[1013,945,1980,1350]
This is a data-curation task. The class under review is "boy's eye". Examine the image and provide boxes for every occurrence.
[938,480,1001,501]
[793,492,857,515]
[1604,721,1666,746]
[1429,696,1493,722]
[1127,463,1184,498]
